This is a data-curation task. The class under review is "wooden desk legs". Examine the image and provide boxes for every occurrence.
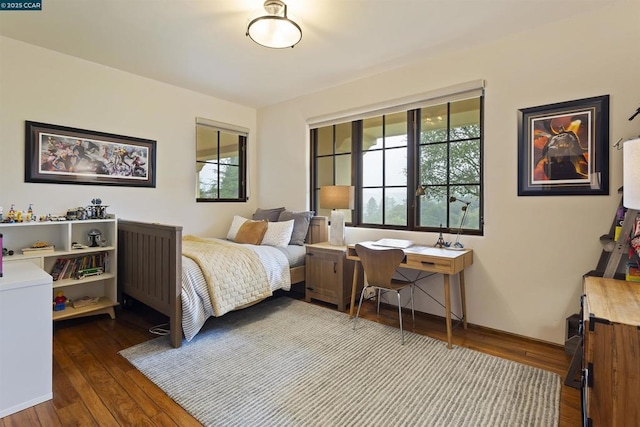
[443,274,453,349]
[444,272,468,349]
[349,262,361,318]
[459,270,468,330]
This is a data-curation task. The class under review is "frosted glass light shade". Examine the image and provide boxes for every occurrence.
[246,0,302,49]
[624,137,640,209]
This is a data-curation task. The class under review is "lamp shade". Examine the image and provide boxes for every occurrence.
[246,0,302,49]
[320,186,354,210]
[624,137,640,209]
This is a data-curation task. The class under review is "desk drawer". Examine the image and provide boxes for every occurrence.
[404,254,454,274]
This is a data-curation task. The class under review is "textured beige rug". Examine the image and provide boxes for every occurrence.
[120,297,560,426]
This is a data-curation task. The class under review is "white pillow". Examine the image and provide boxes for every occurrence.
[226,215,249,241]
[261,220,295,247]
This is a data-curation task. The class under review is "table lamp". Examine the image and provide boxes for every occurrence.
[449,196,472,250]
[320,185,354,246]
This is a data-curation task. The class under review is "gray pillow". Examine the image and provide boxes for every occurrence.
[278,210,313,245]
[253,207,285,222]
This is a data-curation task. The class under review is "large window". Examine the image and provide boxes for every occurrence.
[196,118,247,202]
[310,93,483,235]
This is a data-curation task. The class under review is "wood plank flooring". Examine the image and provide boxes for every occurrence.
[0,294,581,426]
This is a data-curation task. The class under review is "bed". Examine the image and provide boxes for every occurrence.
[117,214,328,347]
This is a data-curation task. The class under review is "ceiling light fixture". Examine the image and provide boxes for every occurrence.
[246,0,302,49]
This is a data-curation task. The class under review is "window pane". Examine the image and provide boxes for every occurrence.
[385,187,407,226]
[421,104,448,142]
[362,188,383,224]
[316,157,334,187]
[385,112,407,148]
[417,186,447,228]
[219,164,239,198]
[317,126,333,156]
[335,122,352,154]
[419,143,447,185]
[385,147,407,186]
[450,98,481,140]
[363,116,383,151]
[197,162,218,198]
[196,127,218,162]
[451,185,480,229]
[450,139,480,184]
[219,133,238,163]
[362,150,382,187]
[335,154,351,185]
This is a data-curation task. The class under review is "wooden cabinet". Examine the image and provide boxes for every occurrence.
[0,262,53,417]
[582,276,640,426]
[305,243,355,311]
[0,216,118,320]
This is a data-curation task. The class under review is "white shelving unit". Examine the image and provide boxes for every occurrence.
[0,215,118,320]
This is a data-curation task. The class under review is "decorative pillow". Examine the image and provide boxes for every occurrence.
[226,215,249,241]
[261,220,295,248]
[278,210,313,246]
[252,207,286,222]
[234,220,268,245]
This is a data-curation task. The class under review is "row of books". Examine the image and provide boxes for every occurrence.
[50,253,108,281]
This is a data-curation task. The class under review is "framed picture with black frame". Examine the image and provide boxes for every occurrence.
[517,95,609,196]
[25,121,156,188]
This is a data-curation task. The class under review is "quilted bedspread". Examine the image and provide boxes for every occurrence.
[180,236,291,341]
[182,235,273,317]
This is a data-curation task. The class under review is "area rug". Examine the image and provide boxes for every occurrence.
[120,297,560,427]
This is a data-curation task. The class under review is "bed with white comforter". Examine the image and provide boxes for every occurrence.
[180,236,293,341]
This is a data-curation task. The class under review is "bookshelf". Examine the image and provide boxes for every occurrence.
[0,215,118,320]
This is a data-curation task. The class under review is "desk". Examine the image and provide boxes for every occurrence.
[346,242,473,349]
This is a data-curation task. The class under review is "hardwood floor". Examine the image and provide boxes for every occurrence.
[0,294,581,426]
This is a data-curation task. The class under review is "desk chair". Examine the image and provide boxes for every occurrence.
[353,243,415,344]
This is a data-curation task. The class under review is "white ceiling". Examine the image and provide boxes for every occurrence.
[0,0,617,109]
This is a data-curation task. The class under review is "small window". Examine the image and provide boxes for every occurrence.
[196,118,247,202]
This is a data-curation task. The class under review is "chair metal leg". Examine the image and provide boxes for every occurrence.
[353,286,368,331]
[397,291,404,345]
[376,288,381,315]
[411,285,415,324]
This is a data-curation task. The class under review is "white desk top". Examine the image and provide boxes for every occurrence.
[0,261,53,292]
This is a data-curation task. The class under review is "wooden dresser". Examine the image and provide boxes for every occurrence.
[582,276,640,426]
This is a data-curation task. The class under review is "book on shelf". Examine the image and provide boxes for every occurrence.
[22,245,55,254]
[50,252,107,281]
[72,296,101,308]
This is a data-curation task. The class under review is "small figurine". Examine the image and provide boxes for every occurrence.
[7,204,16,222]
[54,291,67,311]
[434,224,446,248]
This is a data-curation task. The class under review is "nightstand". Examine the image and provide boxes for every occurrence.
[305,242,358,311]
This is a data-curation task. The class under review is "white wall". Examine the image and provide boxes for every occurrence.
[0,36,258,237]
[257,2,640,344]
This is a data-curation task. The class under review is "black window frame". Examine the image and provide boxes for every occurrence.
[310,95,484,236]
[196,122,247,203]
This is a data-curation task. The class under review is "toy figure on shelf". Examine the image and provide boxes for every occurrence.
[7,204,16,223]
[54,291,67,311]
